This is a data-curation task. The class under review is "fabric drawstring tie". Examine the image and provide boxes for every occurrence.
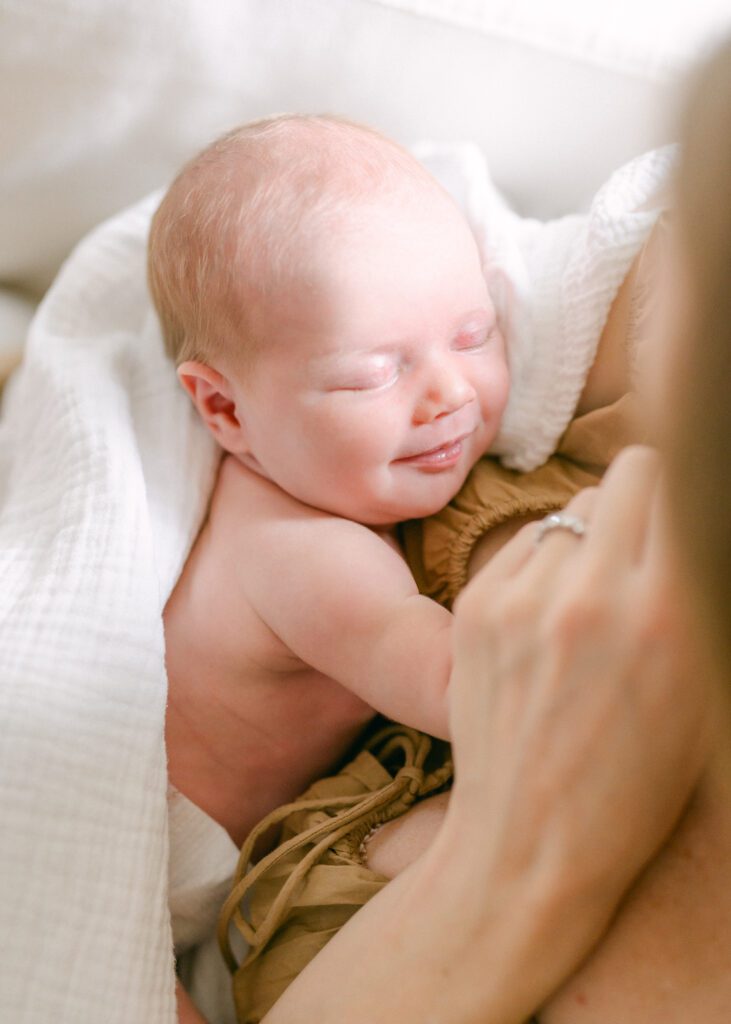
[218,724,452,977]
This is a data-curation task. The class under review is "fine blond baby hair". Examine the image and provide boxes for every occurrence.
[148,114,442,369]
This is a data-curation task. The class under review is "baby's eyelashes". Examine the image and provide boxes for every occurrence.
[452,325,498,352]
[329,355,401,392]
[335,375,399,393]
[322,325,500,392]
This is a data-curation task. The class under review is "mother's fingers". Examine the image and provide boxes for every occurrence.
[460,488,601,603]
[640,472,676,580]
[469,517,543,581]
[586,446,662,567]
[458,447,661,610]
[517,487,599,584]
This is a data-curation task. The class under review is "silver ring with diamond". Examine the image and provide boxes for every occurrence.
[534,512,588,546]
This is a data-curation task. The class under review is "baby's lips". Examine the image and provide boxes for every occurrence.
[394,433,474,471]
[396,429,473,461]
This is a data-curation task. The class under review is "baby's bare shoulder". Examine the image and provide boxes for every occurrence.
[198,457,412,628]
[206,455,324,554]
[166,457,326,676]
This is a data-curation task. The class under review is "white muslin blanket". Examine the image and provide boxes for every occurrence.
[0,143,672,1022]
[0,193,220,1022]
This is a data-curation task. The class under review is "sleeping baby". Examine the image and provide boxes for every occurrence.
[148,114,669,1020]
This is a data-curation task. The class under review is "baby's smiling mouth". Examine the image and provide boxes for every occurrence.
[394,431,473,470]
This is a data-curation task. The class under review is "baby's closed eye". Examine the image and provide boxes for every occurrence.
[331,355,400,391]
[452,324,498,352]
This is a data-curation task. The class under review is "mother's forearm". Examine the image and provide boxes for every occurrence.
[262,812,596,1024]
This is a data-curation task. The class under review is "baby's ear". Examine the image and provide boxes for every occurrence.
[177,361,249,455]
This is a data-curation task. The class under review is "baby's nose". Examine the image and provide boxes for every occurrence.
[413,364,474,424]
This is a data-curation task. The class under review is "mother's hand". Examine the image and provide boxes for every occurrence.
[268,448,712,1024]
[444,446,710,950]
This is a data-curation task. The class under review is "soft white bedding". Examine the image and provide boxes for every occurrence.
[0,194,219,1022]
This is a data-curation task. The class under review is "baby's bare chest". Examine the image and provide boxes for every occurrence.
[166,460,373,739]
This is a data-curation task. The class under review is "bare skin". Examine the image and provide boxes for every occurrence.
[366,711,731,1023]
[542,742,731,1022]
[260,450,710,1024]
[164,221,646,851]
[364,240,731,1019]
[362,222,731,1021]
[164,181,512,845]
[164,456,452,846]
[169,224,682,1023]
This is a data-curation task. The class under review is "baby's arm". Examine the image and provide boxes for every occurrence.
[246,511,453,738]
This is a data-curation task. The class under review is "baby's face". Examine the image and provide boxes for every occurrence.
[228,194,509,525]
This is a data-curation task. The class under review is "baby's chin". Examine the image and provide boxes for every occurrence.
[360,482,469,527]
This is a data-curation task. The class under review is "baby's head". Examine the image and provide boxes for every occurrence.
[149,115,509,525]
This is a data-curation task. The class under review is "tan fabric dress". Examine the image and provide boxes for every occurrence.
[217,394,642,1024]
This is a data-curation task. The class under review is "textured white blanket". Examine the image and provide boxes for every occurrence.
[0,144,671,1023]
[0,194,219,1022]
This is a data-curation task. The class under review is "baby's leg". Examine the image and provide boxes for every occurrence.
[219,724,452,1024]
[364,791,449,878]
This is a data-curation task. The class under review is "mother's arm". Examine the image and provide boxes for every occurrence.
[263,449,709,1024]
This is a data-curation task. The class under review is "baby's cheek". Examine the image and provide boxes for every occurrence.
[484,352,511,420]
[342,406,401,455]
